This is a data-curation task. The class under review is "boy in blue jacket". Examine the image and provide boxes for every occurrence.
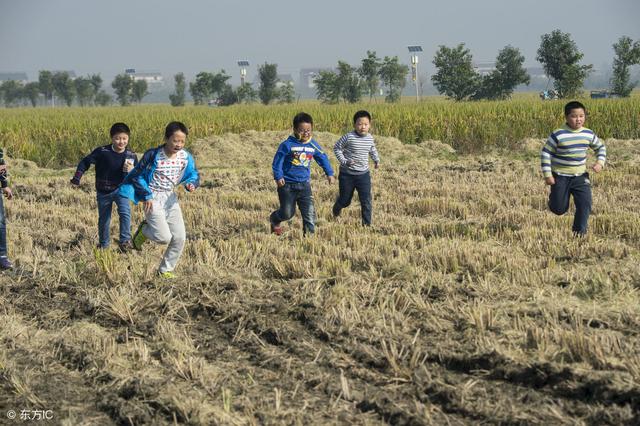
[119,122,200,278]
[270,112,335,236]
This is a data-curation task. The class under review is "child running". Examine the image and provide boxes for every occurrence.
[270,112,335,236]
[540,101,606,236]
[0,149,13,269]
[332,110,380,226]
[120,122,200,278]
[71,122,138,251]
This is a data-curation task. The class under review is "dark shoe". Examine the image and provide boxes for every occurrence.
[132,221,147,251]
[332,204,341,217]
[118,241,134,253]
[270,221,283,236]
[0,257,13,270]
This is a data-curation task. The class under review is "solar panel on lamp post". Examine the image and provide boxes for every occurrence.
[407,46,423,102]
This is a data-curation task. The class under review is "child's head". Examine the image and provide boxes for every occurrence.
[564,101,586,130]
[353,110,372,136]
[293,112,313,142]
[164,121,188,154]
[110,122,130,152]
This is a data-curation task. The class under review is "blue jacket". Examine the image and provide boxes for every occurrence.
[119,145,200,204]
[272,135,334,183]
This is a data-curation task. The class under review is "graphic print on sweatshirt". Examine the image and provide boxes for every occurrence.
[291,146,315,167]
[149,150,188,192]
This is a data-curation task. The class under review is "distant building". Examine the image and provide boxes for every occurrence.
[299,68,334,89]
[125,69,164,86]
[0,72,28,84]
[473,62,496,76]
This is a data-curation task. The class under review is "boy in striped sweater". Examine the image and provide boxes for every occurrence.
[540,101,606,236]
[332,110,380,226]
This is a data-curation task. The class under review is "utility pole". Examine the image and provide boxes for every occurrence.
[408,45,423,102]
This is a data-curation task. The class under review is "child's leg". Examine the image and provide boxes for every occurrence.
[570,174,592,235]
[297,182,316,235]
[115,194,132,244]
[158,194,186,273]
[96,192,113,248]
[142,195,172,245]
[548,174,571,216]
[0,196,7,257]
[333,172,356,216]
[354,172,372,226]
[270,183,297,225]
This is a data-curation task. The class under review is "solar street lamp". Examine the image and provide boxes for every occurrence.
[407,45,423,102]
[237,60,250,85]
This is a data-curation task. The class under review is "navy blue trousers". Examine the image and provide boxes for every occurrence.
[548,173,592,235]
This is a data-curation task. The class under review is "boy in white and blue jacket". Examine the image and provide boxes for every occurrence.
[119,122,200,278]
[270,112,335,236]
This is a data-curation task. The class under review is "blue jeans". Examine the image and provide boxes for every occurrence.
[97,191,132,247]
[333,171,372,225]
[548,173,592,235]
[270,181,315,235]
[0,195,7,257]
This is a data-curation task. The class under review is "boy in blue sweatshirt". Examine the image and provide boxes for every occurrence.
[71,123,138,251]
[270,112,335,236]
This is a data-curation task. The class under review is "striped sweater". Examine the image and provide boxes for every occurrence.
[540,125,606,178]
[333,131,380,175]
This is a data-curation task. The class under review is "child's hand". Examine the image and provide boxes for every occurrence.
[374,162,379,170]
[592,163,603,173]
[0,165,7,176]
[327,175,336,184]
[185,183,196,192]
[276,178,285,188]
[544,176,555,186]
[143,200,153,213]
[123,162,134,173]
[2,187,12,200]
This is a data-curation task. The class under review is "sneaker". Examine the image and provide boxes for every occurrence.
[132,221,147,251]
[0,256,13,270]
[157,271,176,279]
[118,241,134,253]
[332,204,341,218]
[270,221,283,236]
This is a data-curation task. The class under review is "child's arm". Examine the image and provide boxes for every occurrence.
[369,140,380,169]
[540,134,557,185]
[272,142,288,186]
[182,153,200,192]
[129,151,154,201]
[71,148,99,185]
[311,142,335,183]
[333,134,350,166]
[590,134,606,173]
[0,164,11,199]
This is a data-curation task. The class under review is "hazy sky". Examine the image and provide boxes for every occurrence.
[1,0,639,83]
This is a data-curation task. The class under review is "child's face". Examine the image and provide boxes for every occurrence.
[111,132,129,153]
[565,108,586,130]
[294,122,313,142]
[354,117,371,135]
[165,131,186,154]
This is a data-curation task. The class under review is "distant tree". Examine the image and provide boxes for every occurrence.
[112,73,134,106]
[89,74,103,104]
[537,30,592,98]
[379,56,408,102]
[432,44,480,101]
[217,84,239,106]
[38,70,54,106]
[610,36,640,97]
[74,77,95,106]
[473,45,530,100]
[189,71,230,105]
[314,70,341,104]
[258,63,279,105]
[277,81,296,104]
[169,72,186,106]
[131,79,149,103]
[336,61,362,103]
[51,71,75,106]
[94,90,112,106]
[1,80,24,107]
[23,82,41,107]
[359,50,381,101]
[236,82,257,103]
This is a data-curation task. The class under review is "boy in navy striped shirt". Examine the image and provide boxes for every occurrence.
[332,110,380,226]
[540,101,606,236]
